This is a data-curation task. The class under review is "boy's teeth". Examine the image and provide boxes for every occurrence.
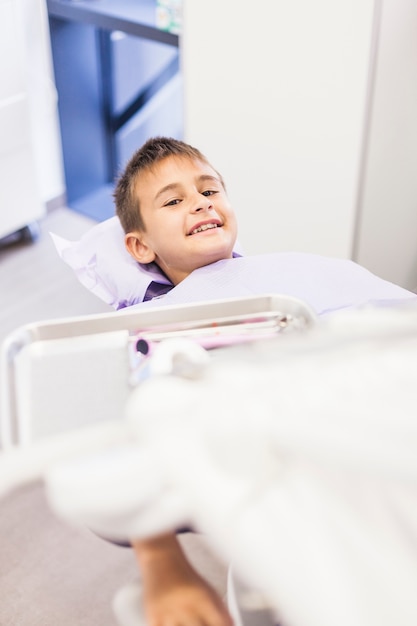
[192,223,218,235]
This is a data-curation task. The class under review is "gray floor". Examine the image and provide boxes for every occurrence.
[0,208,111,344]
[0,208,227,625]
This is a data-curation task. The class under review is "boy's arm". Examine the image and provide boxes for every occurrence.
[132,532,234,626]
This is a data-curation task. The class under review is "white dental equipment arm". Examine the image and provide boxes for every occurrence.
[2,304,417,626]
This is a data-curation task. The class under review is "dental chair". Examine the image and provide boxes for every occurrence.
[4,210,417,625]
[2,296,417,626]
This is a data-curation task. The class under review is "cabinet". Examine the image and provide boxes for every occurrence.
[0,0,45,240]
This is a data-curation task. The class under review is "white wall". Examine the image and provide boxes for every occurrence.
[182,1,376,258]
[354,0,417,291]
[182,0,417,290]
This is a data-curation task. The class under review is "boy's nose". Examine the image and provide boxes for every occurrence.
[193,195,213,212]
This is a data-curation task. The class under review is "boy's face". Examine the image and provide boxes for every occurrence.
[125,155,238,285]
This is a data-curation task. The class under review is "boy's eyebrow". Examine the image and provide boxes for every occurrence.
[155,182,180,201]
[155,175,222,201]
[198,174,221,184]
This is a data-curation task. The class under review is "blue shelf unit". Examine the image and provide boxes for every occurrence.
[47,0,183,221]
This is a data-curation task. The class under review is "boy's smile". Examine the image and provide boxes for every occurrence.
[125,155,238,285]
[188,218,222,236]
[186,218,222,233]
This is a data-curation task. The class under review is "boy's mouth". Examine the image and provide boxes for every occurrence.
[188,220,222,236]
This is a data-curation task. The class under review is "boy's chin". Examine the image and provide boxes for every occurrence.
[202,237,235,257]
[197,248,234,268]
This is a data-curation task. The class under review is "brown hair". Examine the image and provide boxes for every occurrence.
[114,136,225,233]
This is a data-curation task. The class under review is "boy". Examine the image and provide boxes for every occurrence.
[114,135,238,297]
[113,137,237,626]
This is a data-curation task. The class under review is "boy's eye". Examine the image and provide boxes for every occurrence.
[164,198,181,206]
[202,190,217,197]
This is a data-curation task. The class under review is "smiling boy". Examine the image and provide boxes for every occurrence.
[114,137,236,626]
[115,136,238,289]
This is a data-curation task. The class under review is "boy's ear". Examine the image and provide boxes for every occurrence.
[125,231,156,264]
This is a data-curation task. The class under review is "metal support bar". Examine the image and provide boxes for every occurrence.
[114,54,180,132]
[97,29,117,183]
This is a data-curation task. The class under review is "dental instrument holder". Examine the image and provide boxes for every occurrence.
[0,294,316,449]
